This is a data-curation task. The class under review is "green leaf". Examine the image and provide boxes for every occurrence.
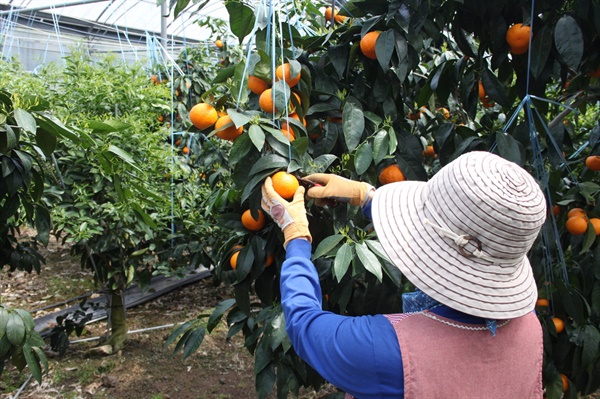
[6,312,25,345]
[14,108,36,134]
[131,202,158,229]
[172,0,191,19]
[354,142,373,175]
[373,129,390,165]
[248,124,266,152]
[87,119,130,133]
[309,154,338,173]
[554,15,583,70]
[212,64,236,84]
[530,24,552,80]
[452,23,477,58]
[207,299,237,332]
[106,145,141,173]
[356,242,383,281]
[229,132,253,165]
[313,234,344,259]
[22,343,42,383]
[582,325,600,368]
[255,360,275,399]
[271,80,291,114]
[241,169,275,203]
[0,308,9,340]
[14,309,34,330]
[495,132,524,166]
[32,346,48,379]
[182,326,206,360]
[34,112,85,145]
[227,108,255,128]
[34,205,50,246]
[249,154,289,176]
[481,69,510,108]
[0,124,17,153]
[376,30,395,72]
[342,97,364,151]
[334,243,353,282]
[580,220,597,254]
[0,336,10,358]
[226,2,256,44]
[165,321,193,347]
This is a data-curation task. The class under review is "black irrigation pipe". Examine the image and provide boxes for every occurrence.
[28,289,107,314]
[35,267,213,336]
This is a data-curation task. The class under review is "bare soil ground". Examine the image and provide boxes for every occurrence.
[0,234,338,399]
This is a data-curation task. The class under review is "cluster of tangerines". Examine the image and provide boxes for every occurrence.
[563,206,600,236]
[250,62,304,142]
[228,162,413,270]
[535,298,570,392]
[189,102,242,141]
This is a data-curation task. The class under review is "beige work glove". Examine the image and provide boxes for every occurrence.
[304,173,375,207]
[261,177,312,248]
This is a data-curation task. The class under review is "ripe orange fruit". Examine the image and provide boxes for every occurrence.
[560,374,569,392]
[215,39,223,48]
[586,155,600,171]
[566,216,588,235]
[214,115,243,141]
[266,254,274,268]
[422,145,435,157]
[437,107,450,119]
[552,317,565,333]
[259,88,277,113]
[536,298,549,307]
[506,23,531,55]
[271,171,299,200]
[157,115,164,123]
[589,67,600,78]
[276,63,301,87]
[360,31,380,60]
[567,207,586,219]
[280,125,296,141]
[324,6,347,23]
[248,75,269,95]
[551,205,561,216]
[590,218,600,235]
[182,146,190,155]
[408,110,421,120]
[230,251,240,270]
[241,209,266,231]
[190,103,218,130]
[478,81,486,100]
[379,164,406,185]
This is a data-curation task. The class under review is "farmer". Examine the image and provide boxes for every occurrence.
[260,151,546,399]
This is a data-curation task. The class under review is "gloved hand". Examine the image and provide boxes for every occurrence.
[261,177,312,248]
[304,173,375,207]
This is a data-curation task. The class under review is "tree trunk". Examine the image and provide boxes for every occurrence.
[107,290,128,353]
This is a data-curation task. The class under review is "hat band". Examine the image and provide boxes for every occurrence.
[423,201,515,266]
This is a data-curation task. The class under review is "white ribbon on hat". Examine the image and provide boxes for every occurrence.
[422,201,515,266]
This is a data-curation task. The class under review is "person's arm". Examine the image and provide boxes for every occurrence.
[281,239,404,399]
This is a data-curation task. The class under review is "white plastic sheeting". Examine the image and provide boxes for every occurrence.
[0,0,227,40]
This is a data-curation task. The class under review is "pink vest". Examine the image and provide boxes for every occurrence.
[346,311,543,399]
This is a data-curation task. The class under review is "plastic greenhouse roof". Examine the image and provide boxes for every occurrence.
[0,0,227,41]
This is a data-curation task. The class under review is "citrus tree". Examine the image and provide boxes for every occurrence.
[0,83,84,383]
[166,0,600,398]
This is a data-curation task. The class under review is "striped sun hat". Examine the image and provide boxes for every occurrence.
[371,151,547,319]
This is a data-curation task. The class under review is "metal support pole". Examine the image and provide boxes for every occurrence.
[160,1,168,57]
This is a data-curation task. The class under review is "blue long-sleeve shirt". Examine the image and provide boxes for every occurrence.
[280,203,492,398]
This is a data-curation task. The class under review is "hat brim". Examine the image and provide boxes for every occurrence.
[371,181,538,319]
